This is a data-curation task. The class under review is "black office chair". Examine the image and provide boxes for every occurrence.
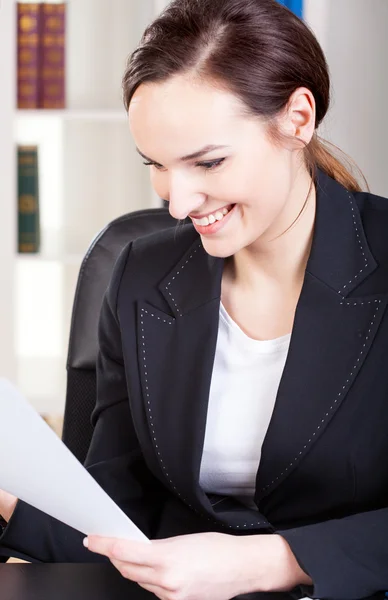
[61,207,178,464]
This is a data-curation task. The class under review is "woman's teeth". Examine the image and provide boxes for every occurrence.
[192,206,231,227]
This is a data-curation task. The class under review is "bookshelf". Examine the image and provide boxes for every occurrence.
[0,0,167,414]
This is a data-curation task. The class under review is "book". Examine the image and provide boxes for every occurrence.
[17,146,41,253]
[17,1,43,109]
[16,1,66,110]
[40,0,66,109]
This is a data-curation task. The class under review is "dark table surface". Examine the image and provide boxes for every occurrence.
[1,564,386,600]
[0,564,298,600]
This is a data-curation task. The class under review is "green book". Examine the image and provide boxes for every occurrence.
[18,145,40,253]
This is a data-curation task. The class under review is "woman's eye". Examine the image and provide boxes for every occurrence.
[142,161,165,171]
[142,158,225,171]
[198,158,225,170]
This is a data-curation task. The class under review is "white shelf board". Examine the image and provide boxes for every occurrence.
[16,253,85,266]
[17,109,127,122]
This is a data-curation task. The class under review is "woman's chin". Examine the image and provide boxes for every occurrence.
[200,237,242,259]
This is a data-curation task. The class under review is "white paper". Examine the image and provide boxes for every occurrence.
[0,378,149,543]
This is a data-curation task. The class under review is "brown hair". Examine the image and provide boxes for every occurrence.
[122,0,368,192]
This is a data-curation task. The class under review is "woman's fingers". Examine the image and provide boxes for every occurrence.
[110,558,160,586]
[85,536,156,566]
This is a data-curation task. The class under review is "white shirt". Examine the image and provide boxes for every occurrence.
[199,302,291,509]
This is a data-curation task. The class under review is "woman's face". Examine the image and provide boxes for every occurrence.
[128,75,312,258]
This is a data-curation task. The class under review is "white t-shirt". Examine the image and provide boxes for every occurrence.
[199,302,291,509]
[199,311,314,597]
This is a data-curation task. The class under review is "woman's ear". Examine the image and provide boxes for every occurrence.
[279,87,316,148]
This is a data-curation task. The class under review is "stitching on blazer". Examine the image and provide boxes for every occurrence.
[338,192,369,294]
[340,299,382,306]
[140,310,186,504]
[141,308,268,530]
[260,301,382,493]
[165,243,202,315]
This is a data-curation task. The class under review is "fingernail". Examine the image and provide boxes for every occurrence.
[83,537,89,548]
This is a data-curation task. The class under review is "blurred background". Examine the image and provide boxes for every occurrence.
[0,0,387,428]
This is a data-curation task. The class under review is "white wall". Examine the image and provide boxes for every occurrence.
[305,0,388,196]
[154,0,170,15]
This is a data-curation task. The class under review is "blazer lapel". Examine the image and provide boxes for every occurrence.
[137,244,274,530]
[255,170,387,503]
[137,241,224,514]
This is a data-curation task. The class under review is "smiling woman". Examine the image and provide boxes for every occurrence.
[1,1,388,600]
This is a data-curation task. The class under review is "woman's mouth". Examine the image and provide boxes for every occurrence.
[190,204,237,235]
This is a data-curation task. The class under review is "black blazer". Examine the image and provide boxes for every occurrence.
[1,170,388,600]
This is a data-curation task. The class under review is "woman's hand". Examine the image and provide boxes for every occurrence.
[0,489,18,523]
[85,531,312,600]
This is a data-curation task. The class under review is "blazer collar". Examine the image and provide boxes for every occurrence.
[159,238,223,317]
[306,168,377,296]
[159,168,377,317]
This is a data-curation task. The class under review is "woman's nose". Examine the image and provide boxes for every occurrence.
[154,169,206,220]
[168,194,206,220]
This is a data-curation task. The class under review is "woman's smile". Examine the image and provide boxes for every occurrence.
[190,204,237,235]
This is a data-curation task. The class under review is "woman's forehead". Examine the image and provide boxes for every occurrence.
[128,79,261,159]
[129,77,244,129]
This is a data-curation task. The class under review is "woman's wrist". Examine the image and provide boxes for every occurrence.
[236,533,313,593]
[269,534,313,590]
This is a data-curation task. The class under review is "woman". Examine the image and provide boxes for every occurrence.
[1,0,388,598]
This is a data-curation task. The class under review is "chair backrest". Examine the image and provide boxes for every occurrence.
[62,208,178,463]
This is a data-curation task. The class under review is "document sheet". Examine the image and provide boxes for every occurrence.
[0,378,149,542]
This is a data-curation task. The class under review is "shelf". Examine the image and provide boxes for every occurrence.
[2,0,161,412]
[16,109,127,122]
[16,253,85,265]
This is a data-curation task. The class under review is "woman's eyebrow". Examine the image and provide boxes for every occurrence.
[136,144,231,163]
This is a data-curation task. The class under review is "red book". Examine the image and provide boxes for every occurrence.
[17,2,43,109]
[40,1,66,109]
